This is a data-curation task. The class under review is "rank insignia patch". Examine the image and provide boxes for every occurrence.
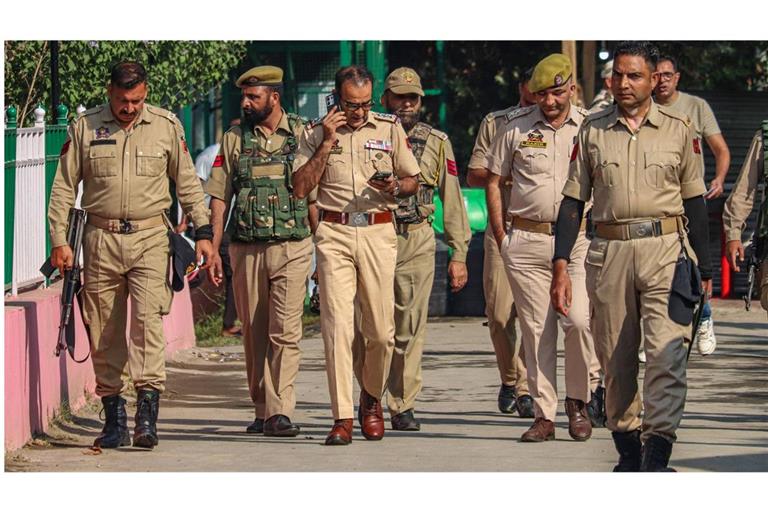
[570,143,579,162]
[693,137,701,154]
[213,155,224,168]
[447,159,458,176]
[520,129,547,149]
[95,126,110,139]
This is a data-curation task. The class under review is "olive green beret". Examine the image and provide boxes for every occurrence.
[384,67,424,96]
[529,54,572,93]
[236,65,283,88]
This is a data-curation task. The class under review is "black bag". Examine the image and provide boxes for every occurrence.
[169,231,197,292]
[668,248,702,326]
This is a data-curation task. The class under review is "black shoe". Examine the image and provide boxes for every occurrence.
[264,415,300,437]
[497,384,518,414]
[94,395,131,449]
[640,434,676,472]
[246,418,264,434]
[133,388,160,449]
[612,430,641,472]
[586,385,606,428]
[516,394,535,418]
[391,409,421,431]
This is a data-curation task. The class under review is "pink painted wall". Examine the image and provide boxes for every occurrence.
[4,282,196,451]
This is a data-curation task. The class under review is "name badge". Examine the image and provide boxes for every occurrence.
[364,139,392,151]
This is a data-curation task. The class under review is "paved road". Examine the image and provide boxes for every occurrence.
[6,299,767,472]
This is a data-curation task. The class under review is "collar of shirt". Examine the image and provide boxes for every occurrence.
[336,113,378,135]
[253,108,292,138]
[607,100,662,131]
[99,103,153,128]
[531,104,582,130]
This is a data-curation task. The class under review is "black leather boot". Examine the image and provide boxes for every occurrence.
[133,388,160,449]
[497,384,518,414]
[612,430,641,472]
[94,395,130,448]
[640,434,676,472]
[586,385,606,428]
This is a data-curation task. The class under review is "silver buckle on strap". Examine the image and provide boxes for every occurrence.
[349,212,369,227]
[627,221,657,239]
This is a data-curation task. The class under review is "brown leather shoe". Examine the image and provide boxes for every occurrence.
[325,419,353,446]
[565,397,593,441]
[358,389,385,441]
[520,417,555,442]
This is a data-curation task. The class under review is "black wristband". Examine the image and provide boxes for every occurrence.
[194,224,213,241]
[553,197,585,262]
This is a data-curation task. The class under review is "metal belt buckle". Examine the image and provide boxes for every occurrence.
[629,221,653,239]
[119,220,135,234]
[349,212,369,227]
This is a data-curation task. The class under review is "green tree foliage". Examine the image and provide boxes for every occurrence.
[5,41,247,126]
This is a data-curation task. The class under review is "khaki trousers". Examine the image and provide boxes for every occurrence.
[502,230,595,421]
[586,233,690,443]
[82,224,172,396]
[229,237,312,420]
[353,225,435,415]
[482,227,529,394]
[315,221,398,420]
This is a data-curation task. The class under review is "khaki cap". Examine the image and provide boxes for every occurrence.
[384,67,425,96]
[528,54,572,93]
[235,65,283,88]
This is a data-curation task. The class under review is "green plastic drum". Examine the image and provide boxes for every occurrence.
[432,188,488,235]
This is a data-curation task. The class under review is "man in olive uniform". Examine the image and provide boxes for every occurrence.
[206,66,313,437]
[292,66,421,445]
[467,68,536,418]
[551,42,712,471]
[47,61,214,450]
[352,67,471,431]
[723,124,768,318]
[486,54,598,443]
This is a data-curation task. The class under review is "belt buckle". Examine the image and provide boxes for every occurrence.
[630,221,652,239]
[119,219,135,234]
[349,212,368,227]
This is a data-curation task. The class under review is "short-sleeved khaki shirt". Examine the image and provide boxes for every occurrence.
[48,103,209,247]
[723,130,764,242]
[562,102,706,223]
[205,110,303,205]
[468,105,520,170]
[486,105,586,223]
[293,112,420,213]
[663,91,720,139]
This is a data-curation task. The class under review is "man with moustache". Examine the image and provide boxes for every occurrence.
[206,66,313,437]
[485,54,598,443]
[551,41,712,471]
[47,61,214,449]
[352,67,471,431]
[292,65,421,445]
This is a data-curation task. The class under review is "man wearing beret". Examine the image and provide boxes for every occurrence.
[551,42,712,471]
[486,53,600,443]
[207,65,313,437]
[47,61,214,449]
[292,65,421,445]
[352,67,471,431]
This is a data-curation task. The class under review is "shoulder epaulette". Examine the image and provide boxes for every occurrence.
[504,105,536,124]
[145,104,178,123]
[573,105,590,118]
[373,112,400,123]
[584,105,615,125]
[430,127,449,141]
[657,105,692,127]
[307,117,323,129]
[81,105,104,118]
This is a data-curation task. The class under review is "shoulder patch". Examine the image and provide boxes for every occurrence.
[657,105,692,127]
[504,105,536,124]
[373,112,399,123]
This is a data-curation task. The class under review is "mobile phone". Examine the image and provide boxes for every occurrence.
[325,93,340,113]
[370,171,393,181]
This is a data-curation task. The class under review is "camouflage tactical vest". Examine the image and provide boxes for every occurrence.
[757,120,768,259]
[395,122,438,224]
[228,114,310,242]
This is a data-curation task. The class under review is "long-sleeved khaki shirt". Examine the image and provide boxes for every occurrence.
[723,130,764,242]
[48,103,209,247]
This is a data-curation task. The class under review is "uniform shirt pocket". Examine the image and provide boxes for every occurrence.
[136,145,167,177]
[325,156,347,183]
[517,147,549,175]
[87,143,118,178]
[589,150,620,187]
[643,151,680,190]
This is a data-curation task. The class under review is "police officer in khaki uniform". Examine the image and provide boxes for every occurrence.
[588,60,614,113]
[47,61,214,450]
[467,69,535,418]
[551,42,712,471]
[723,125,768,317]
[486,54,598,443]
[206,66,313,437]
[352,67,471,431]
[292,65,421,445]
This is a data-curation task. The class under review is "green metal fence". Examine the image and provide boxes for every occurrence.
[4,107,18,287]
